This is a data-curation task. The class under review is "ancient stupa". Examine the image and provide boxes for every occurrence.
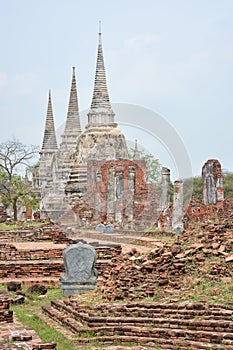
[65,29,129,208]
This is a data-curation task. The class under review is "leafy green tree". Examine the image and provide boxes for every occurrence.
[223,171,233,198]
[169,181,174,202]
[0,172,39,221]
[184,176,202,201]
[0,139,39,221]
[128,146,162,184]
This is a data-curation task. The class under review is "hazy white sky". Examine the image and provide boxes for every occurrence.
[1,0,233,176]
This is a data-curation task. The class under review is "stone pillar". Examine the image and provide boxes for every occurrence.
[125,166,135,221]
[106,167,116,222]
[115,171,124,224]
[93,170,102,220]
[202,159,224,205]
[159,167,170,211]
[172,180,184,232]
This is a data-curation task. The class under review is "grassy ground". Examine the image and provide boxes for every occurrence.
[0,222,22,230]
[11,287,77,350]
[0,221,49,230]
[8,278,233,350]
[9,287,158,349]
[1,219,232,349]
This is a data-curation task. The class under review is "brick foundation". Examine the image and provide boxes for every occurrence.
[41,299,233,349]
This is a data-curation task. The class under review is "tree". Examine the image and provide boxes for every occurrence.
[0,138,39,221]
[183,176,202,202]
[128,146,162,184]
[222,171,233,198]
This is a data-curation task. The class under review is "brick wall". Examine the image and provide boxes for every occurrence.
[83,159,159,227]
[0,296,13,323]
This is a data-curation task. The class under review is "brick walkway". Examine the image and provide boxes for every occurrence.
[9,237,151,254]
[11,242,66,250]
[0,311,56,349]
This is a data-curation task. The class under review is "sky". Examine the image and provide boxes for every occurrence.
[1,0,233,178]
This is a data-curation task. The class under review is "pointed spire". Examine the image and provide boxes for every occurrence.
[63,67,81,135]
[99,20,101,36]
[24,169,29,184]
[41,90,58,151]
[87,26,115,128]
[133,140,140,160]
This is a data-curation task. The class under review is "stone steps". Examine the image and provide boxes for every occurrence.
[68,165,87,185]
[41,300,233,349]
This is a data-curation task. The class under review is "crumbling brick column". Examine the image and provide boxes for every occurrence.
[158,204,172,232]
[26,205,32,220]
[159,167,170,211]
[202,159,224,205]
[0,204,7,222]
[172,180,184,232]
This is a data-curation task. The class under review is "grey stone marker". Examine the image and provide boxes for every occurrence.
[105,224,115,233]
[59,242,98,296]
[96,223,105,232]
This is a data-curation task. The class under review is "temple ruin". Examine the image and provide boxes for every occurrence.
[32,26,228,232]
[33,30,159,228]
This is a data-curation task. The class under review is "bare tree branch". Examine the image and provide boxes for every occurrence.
[0,138,40,220]
[0,138,39,177]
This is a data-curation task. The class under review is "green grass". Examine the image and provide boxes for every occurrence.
[4,217,233,349]
[11,287,76,350]
[0,220,49,231]
[10,287,116,349]
[192,279,233,304]
[144,226,158,233]
[15,312,74,350]
[10,286,159,349]
[0,222,21,230]
[7,278,233,349]
[23,220,50,227]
